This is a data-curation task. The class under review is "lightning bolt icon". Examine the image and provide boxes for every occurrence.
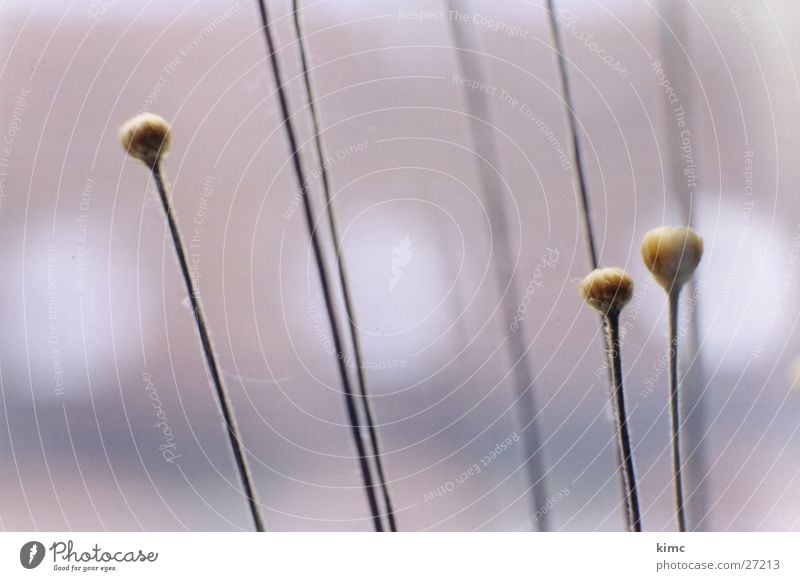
[29,544,38,565]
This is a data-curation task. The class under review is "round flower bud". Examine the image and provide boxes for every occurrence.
[578,267,634,315]
[119,113,171,167]
[640,226,703,292]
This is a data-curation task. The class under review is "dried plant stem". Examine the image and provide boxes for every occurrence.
[151,163,265,532]
[604,311,641,532]
[291,0,396,532]
[256,0,388,531]
[668,289,687,532]
[545,0,598,268]
[551,0,635,530]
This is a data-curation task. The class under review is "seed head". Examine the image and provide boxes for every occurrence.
[119,113,171,167]
[578,267,634,315]
[640,226,703,293]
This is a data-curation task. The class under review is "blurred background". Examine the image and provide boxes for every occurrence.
[0,0,799,531]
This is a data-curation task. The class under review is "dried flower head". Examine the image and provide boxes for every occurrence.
[640,226,703,292]
[578,267,634,315]
[119,113,171,167]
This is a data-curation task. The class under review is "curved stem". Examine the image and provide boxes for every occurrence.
[668,289,687,532]
[605,311,641,532]
[151,162,265,532]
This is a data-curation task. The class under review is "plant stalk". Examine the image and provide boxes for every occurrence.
[668,289,687,532]
[152,162,265,532]
[291,0,396,531]
[605,311,641,532]
[255,0,387,531]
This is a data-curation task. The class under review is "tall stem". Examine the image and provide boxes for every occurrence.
[255,0,386,531]
[291,0,396,531]
[605,311,641,532]
[545,0,598,268]
[152,162,265,532]
[668,289,687,531]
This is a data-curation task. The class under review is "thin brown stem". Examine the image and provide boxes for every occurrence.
[545,0,598,269]
[152,162,265,532]
[605,311,642,532]
[668,289,687,532]
[255,0,386,531]
[291,0,396,531]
